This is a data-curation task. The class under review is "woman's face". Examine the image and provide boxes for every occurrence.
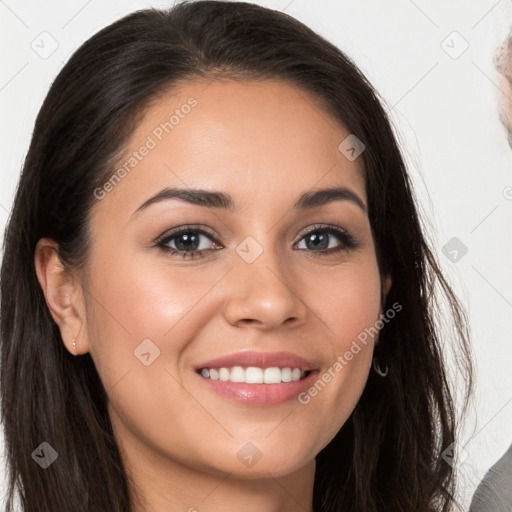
[80,79,389,481]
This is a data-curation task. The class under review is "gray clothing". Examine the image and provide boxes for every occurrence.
[469,443,512,512]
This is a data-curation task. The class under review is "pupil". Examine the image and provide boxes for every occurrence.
[176,232,199,251]
[173,231,330,252]
[307,232,328,250]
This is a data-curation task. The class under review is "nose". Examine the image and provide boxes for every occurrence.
[222,244,308,331]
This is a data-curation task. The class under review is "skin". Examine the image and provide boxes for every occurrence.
[495,37,512,148]
[498,72,512,148]
[35,79,391,512]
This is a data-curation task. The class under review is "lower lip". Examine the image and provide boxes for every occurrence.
[196,370,319,406]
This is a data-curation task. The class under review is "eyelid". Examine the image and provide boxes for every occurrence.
[155,223,353,246]
[293,223,352,244]
[154,224,220,245]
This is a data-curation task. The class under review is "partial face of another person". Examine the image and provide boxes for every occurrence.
[496,38,512,147]
[72,79,391,478]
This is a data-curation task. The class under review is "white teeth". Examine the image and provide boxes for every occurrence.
[230,366,245,383]
[200,366,307,384]
[246,367,263,383]
[263,367,281,384]
[281,367,292,382]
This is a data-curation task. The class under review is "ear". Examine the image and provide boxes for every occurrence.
[381,273,392,308]
[34,238,89,355]
[383,274,392,296]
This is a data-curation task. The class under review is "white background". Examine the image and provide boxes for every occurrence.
[1,0,512,510]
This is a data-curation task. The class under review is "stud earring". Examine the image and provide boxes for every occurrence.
[72,338,77,356]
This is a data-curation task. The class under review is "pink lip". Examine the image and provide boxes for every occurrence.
[196,370,319,406]
[193,350,319,407]
[194,350,317,371]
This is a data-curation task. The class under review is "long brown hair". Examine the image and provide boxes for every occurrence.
[1,2,473,510]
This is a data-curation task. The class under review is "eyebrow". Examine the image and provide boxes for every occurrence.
[130,186,367,219]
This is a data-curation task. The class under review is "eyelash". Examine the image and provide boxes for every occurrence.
[155,224,359,260]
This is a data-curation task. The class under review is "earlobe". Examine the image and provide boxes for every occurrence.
[380,274,392,308]
[34,238,87,355]
[383,274,392,297]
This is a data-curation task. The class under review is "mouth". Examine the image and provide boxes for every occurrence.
[193,351,319,406]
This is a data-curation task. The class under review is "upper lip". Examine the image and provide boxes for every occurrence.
[194,350,318,371]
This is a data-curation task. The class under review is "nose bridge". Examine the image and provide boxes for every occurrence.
[235,232,293,299]
[222,232,307,328]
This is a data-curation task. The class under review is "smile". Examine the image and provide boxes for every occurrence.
[193,351,319,406]
[198,366,309,384]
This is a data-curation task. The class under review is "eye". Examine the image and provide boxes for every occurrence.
[155,223,358,260]
[156,226,221,260]
[294,224,358,254]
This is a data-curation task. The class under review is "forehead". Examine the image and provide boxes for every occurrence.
[94,79,367,220]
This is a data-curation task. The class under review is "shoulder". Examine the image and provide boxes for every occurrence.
[469,443,512,512]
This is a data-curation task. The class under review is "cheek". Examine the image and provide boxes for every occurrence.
[86,255,211,347]
[295,258,382,445]
[304,256,383,353]
[82,250,209,396]
[82,256,222,462]
[330,263,382,348]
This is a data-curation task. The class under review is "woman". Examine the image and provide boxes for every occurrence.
[0,1,473,511]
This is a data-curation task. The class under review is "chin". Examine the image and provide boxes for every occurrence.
[203,439,316,479]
